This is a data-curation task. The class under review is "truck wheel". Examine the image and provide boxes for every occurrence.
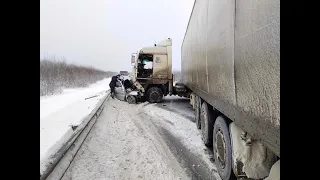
[200,102,213,146]
[146,87,163,103]
[194,96,201,129]
[126,95,136,104]
[213,116,236,180]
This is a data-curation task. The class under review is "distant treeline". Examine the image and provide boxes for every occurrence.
[40,59,116,96]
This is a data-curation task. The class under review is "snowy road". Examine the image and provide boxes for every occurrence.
[60,97,221,180]
[156,96,195,122]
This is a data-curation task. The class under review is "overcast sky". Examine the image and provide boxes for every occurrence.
[40,0,194,72]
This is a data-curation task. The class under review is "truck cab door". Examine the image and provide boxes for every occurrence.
[153,55,168,79]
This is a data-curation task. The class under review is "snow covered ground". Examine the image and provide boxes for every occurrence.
[57,97,221,180]
[41,82,223,179]
[40,78,111,166]
[61,98,190,180]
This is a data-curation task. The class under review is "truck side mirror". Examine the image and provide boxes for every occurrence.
[131,55,135,65]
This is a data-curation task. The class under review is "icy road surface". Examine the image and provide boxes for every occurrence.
[61,96,221,180]
[40,78,110,165]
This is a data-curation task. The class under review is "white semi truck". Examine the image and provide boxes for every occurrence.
[128,38,190,104]
[181,0,280,179]
[128,33,279,179]
[128,1,280,177]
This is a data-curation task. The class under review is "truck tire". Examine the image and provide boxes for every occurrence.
[213,116,236,180]
[146,87,163,103]
[200,102,213,146]
[126,95,136,104]
[194,96,201,129]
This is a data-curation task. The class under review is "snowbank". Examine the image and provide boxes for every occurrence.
[40,78,111,170]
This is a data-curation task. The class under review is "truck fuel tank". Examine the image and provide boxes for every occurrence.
[173,82,191,98]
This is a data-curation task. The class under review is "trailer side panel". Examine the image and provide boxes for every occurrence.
[181,0,280,157]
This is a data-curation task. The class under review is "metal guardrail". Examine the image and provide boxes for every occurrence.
[40,90,111,180]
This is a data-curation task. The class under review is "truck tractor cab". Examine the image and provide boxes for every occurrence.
[127,38,190,104]
[130,38,174,103]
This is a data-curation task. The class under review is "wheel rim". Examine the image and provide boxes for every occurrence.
[215,129,227,169]
[194,101,198,115]
[195,99,200,125]
[195,105,200,126]
[150,91,159,101]
[201,107,207,141]
[127,96,135,103]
